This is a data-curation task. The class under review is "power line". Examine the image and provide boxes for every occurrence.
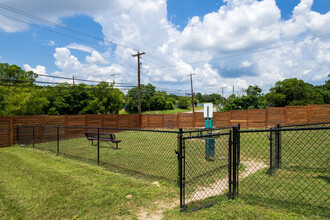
[0,43,52,57]
[0,3,137,51]
[0,77,134,88]
[36,73,133,85]
[0,13,107,50]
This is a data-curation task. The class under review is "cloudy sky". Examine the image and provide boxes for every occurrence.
[0,0,329,96]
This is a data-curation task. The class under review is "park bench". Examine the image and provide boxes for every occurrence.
[85,131,121,149]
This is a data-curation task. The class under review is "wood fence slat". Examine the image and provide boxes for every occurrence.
[0,104,329,147]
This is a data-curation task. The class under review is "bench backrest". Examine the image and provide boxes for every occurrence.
[85,132,116,140]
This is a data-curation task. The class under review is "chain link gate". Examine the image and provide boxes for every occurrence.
[177,127,240,211]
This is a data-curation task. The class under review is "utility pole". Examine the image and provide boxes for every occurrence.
[72,75,75,85]
[132,51,146,114]
[233,85,235,95]
[221,86,224,97]
[187,73,196,113]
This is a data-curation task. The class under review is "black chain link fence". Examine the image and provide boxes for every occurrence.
[239,125,329,217]
[17,125,180,183]
[16,123,329,216]
[182,131,231,211]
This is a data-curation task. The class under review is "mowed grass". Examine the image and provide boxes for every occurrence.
[33,130,233,188]
[16,127,330,218]
[34,130,180,182]
[1,144,329,219]
[0,146,178,219]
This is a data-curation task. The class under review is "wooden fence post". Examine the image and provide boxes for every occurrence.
[162,114,165,129]
[128,114,131,128]
[307,105,311,124]
[9,116,13,146]
[265,108,268,128]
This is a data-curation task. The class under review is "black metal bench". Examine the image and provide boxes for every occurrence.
[85,132,121,149]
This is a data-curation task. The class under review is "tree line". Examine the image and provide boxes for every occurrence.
[0,63,329,115]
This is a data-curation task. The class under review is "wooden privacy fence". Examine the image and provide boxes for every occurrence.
[0,104,329,147]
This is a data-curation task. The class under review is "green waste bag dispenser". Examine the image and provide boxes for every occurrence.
[204,103,215,161]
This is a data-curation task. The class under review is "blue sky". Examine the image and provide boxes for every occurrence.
[0,0,329,96]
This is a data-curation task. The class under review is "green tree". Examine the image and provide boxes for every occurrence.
[150,91,167,110]
[221,85,266,111]
[265,78,323,107]
[178,97,190,109]
[83,82,123,114]
[0,63,37,84]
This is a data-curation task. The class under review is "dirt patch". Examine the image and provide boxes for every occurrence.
[137,160,266,219]
[187,160,267,203]
[137,200,179,220]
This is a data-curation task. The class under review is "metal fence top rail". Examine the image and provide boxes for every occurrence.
[19,125,180,134]
[280,121,330,128]
[182,132,231,140]
[239,125,330,133]
[182,126,232,134]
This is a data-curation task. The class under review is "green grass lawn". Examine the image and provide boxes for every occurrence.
[12,127,330,218]
[0,146,178,219]
[1,145,329,219]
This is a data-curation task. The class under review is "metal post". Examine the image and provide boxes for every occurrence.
[57,127,59,155]
[32,126,35,148]
[276,123,281,169]
[206,106,209,161]
[236,124,240,198]
[177,127,185,211]
[97,128,100,165]
[228,130,232,199]
[232,126,237,198]
[270,127,275,175]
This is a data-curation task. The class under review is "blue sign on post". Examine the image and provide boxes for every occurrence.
[205,118,213,129]
[204,103,215,161]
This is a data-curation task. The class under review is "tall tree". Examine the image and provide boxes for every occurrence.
[265,78,323,107]
[0,63,37,84]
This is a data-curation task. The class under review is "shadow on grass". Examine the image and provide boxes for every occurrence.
[185,164,227,185]
[316,175,330,184]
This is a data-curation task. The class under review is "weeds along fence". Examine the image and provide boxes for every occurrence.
[16,123,329,215]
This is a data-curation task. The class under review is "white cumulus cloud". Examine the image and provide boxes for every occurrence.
[1,0,329,95]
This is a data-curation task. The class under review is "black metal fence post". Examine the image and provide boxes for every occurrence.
[97,128,100,165]
[232,126,239,199]
[228,129,232,199]
[57,127,59,155]
[236,124,240,198]
[32,126,35,148]
[276,123,281,169]
[177,127,185,211]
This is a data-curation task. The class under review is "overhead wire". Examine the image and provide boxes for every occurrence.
[36,74,133,85]
[0,13,108,50]
[2,2,330,71]
[0,3,137,51]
